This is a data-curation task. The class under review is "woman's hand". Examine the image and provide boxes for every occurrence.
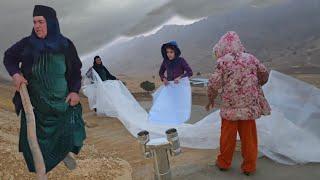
[163,78,169,86]
[12,73,28,91]
[174,77,181,84]
[66,92,80,106]
[205,101,214,111]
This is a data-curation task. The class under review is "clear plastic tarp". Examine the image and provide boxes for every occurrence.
[148,77,191,125]
[82,70,320,165]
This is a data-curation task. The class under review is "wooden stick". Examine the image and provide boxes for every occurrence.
[20,83,47,180]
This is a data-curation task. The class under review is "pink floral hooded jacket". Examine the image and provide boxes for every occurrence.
[208,31,271,121]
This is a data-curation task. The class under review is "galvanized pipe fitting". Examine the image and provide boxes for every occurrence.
[137,129,182,180]
[166,128,181,156]
[137,130,152,158]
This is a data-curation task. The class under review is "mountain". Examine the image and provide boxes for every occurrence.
[88,0,320,78]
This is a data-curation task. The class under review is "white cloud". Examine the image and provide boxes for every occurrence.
[141,15,206,37]
[0,0,286,79]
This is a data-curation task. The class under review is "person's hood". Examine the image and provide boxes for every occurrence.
[32,5,61,39]
[161,41,181,60]
[93,59,104,68]
[30,5,68,56]
[33,5,57,20]
[213,31,245,59]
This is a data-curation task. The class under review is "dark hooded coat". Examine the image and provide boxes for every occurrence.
[159,41,193,81]
[92,58,117,81]
[2,5,86,173]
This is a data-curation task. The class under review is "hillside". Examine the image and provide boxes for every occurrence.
[83,0,320,77]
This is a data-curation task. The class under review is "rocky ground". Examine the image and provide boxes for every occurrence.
[0,83,132,180]
[0,71,320,180]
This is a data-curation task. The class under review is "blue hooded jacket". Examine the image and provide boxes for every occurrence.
[159,41,193,81]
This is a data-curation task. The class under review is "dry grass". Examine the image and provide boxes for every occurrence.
[0,89,132,180]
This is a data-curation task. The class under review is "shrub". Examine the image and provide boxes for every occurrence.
[140,81,155,92]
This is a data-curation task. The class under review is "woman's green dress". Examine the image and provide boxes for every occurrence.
[19,53,86,172]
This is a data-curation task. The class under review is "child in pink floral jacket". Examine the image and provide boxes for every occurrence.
[206,31,270,175]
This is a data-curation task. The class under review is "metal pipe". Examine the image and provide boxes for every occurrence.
[152,147,171,180]
[148,138,172,180]
[137,130,152,158]
[166,128,181,156]
[137,129,182,180]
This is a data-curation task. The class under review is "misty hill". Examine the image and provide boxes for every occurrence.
[94,0,320,77]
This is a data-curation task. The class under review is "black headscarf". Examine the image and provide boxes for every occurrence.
[92,56,104,71]
[92,56,117,80]
[29,5,68,59]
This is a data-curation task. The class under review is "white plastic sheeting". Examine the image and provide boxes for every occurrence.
[82,70,320,165]
[149,77,191,125]
[262,71,320,139]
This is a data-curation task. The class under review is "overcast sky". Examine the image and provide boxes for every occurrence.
[0,0,284,78]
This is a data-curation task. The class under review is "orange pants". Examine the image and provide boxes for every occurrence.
[216,119,258,173]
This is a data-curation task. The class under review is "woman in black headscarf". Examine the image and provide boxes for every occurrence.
[3,5,86,173]
[87,55,117,81]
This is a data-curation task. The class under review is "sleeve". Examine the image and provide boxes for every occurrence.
[67,40,82,93]
[86,67,93,79]
[3,38,27,76]
[207,61,223,102]
[253,55,269,86]
[104,67,117,80]
[180,58,193,78]
[159,61,167,81]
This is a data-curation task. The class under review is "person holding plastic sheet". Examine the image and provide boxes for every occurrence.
[159,41,193,85]
[86,55,117,82]
[206,31,270,176]
[3,5,86,173]
[149,41,193,125]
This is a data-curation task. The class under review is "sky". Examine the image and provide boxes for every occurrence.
[0,0,284,78]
